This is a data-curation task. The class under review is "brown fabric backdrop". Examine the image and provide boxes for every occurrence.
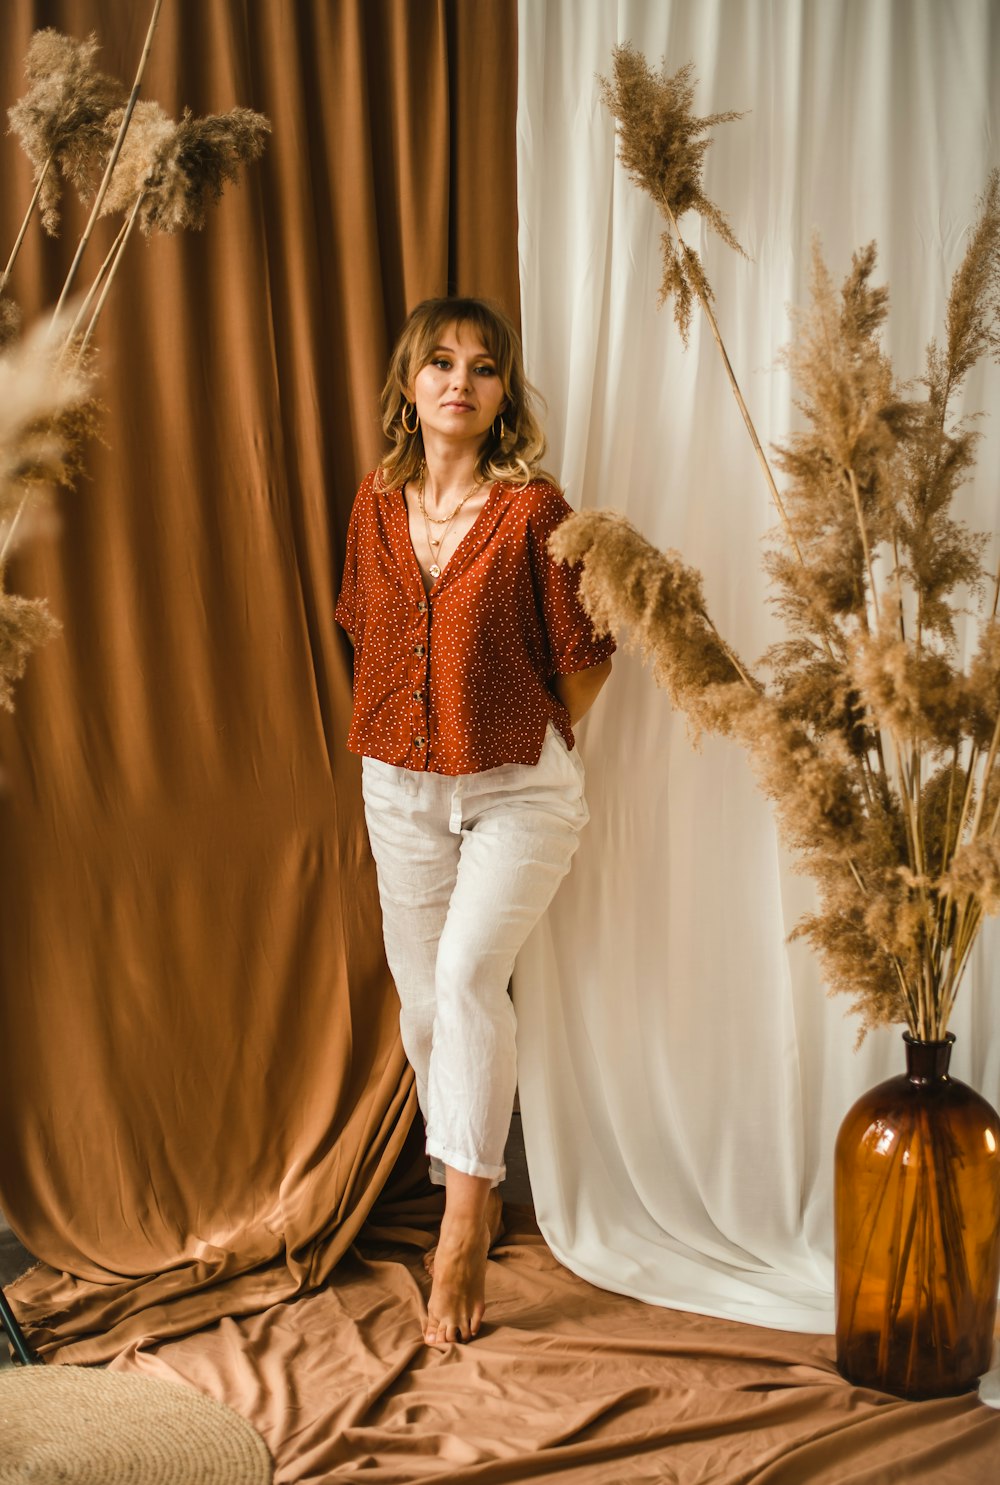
[0,0,519,1361]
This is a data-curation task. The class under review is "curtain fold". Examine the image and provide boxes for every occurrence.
[0,0,519,1362]
[514,0,1000,1331]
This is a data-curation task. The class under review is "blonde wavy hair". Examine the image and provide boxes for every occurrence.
[379,297,549,491]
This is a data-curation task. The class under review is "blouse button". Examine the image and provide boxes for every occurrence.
[417,600,427,614]
[414,643,425,656]
[414,736,426,748]
[413,689,423,701]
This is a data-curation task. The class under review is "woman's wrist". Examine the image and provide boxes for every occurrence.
[554,658,613,725]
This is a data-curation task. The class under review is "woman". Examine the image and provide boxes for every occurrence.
[335,297,613,1346]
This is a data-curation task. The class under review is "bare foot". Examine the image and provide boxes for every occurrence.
[423,1189,504,1277]
[485,1188,505,1247]
[424,1211,489,1345]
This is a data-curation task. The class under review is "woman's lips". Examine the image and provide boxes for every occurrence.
[442,401,474,410]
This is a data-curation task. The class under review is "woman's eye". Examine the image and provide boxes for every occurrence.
[432,358,451,370]
[474,365,497,377]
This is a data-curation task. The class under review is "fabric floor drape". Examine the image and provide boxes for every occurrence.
[0,0,519,1363]
[514,0,1000,1333]
[106,1208,1000,1485]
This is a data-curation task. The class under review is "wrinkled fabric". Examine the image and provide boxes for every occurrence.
[0,0,519,1363]
[105,1208,1000,1484]
[362,725,588,1181]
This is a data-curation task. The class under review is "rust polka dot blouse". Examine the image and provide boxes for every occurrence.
[335,471,615,775]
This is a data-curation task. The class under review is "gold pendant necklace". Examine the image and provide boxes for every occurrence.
[416,469,481,580]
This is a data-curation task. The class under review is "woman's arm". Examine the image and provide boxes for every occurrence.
[553,658,613,726]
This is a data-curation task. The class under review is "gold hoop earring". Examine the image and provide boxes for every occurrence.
[401,401,419,435]
[493,413,506,441]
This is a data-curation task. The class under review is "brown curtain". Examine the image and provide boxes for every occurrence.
[0,0,519,1362]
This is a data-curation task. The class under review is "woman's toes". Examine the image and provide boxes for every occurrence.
[424,1309,480,1346]
[423,1214,490,1345]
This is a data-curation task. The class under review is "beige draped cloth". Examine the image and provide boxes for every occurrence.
[0,0,519,1358]
[2,2,999,1479]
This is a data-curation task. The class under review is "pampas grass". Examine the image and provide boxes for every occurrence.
[0,4,270,712]
[76,100,269,352]
[0,319,90,504]
[0,594,61,714]
[556,46,1000,1041]
[4,29,126,254]
[599,47,744,340]
[599,46,803,553]
[0,318,92,709]
[0,296,21,348]
[97,99,271,236]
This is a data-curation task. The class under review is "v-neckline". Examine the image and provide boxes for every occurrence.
[401,481,501,596]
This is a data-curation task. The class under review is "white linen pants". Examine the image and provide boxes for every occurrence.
[361,725,588,1186]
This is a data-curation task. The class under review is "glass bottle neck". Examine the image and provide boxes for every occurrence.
[903,1031,954,1084]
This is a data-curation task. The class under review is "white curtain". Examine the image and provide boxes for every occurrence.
[513,0,1000,1331]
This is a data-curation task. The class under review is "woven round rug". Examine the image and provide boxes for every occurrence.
[0,1365,273,1484]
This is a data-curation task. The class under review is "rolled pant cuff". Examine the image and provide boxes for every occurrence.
[427,1142,506,1185]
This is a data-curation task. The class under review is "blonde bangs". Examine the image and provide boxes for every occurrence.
[379,298,551,492]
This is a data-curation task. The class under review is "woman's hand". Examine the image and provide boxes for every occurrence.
[553,658,613,725]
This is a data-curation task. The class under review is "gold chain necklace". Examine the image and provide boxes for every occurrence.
[415,469,481,579]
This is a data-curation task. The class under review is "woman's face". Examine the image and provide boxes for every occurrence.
[410,321,506,451]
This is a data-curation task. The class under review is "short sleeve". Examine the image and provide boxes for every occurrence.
[334,493,362,640]
[526,485,616,677]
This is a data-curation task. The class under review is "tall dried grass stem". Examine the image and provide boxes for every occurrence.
[967,709,1000,843]
[936,756,959,876]
[890,545,906,641]
[658,191,806,570]
[940,898,985,1033]
[0,153,53,295]
[702,611,758,691]
[942,748,980,886]
[564,126,999,1035]
[76,191,144,356]
[1,502,26,563]
[0,316,90,567]
[53,0,163,318]
[848,468,881,626]
[67,216,130,341]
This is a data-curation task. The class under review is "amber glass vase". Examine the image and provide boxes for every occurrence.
[834,1033,1000,1398]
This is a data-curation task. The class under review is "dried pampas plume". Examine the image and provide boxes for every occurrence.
[102,103,271,233]
[942,171,1000,383]
[0,318,92,711]
[0,318,91,507]
[553,161,1000,1040]
[6,29,127,234]
[0,593,61,713]
[98,99,175,218]
[0,9,272,714]
[599,46,745,341]
[0,296,21,349]
[549,509,756,736]
[598,45,794,559]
